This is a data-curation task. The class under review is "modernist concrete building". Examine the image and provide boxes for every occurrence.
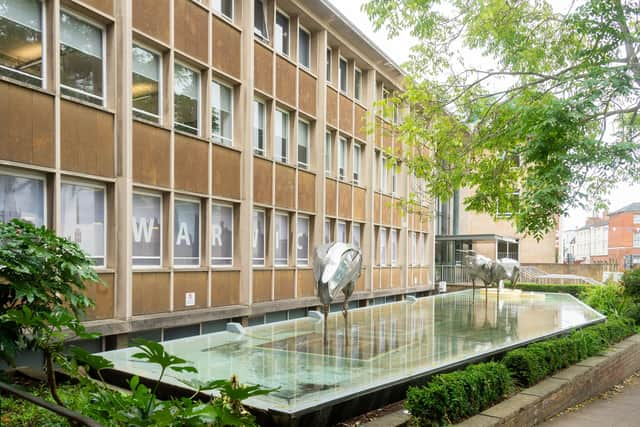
[0,0,434,347]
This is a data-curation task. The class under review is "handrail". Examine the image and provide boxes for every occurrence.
[0,381,103,427]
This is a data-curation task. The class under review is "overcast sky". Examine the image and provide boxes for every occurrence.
[329,0,640,231]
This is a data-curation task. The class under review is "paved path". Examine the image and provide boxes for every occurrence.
[541,371,640,427]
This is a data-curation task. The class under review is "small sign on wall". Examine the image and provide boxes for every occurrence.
[185,292,196,307]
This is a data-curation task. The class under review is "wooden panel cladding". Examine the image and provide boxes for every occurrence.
[392,200,402,227]
[133,0,170,43]
[375,118,383,148]
[0,81,54,168]
[382,195,392,225]
[132,272,170,315]
[326,86,338,128]
[254,42,273,94]
[339,94,354,134]
[132,121,170,187]
[353,187,366,221]
[173,271,207,311]
[355,273,366,292]
[276,56,296,106]
[421,268,430,285]
[174,134,208,194]
[383,122,393,150]
[298,70,317,116]
[354,104,368,141]
[213,16,241,79]
[76,0,113,15]
[374,193,381,223]
[297,170,315,213]
[174,0,209,63]
[373,268,381,290]
[297,269,315,298]
[60,100,114,177]
[274,269,295,300]
[84,273,114,321]
[212,270,241,307]
[275,164,295,209]
[391,268,402,288]
[253,270,272,303]
[253,157,272,205]
[212,145,241,199]
[325,178,337,216]
[381,268,391,289]
[338,182,352,218]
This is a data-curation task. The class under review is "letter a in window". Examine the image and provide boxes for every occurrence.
[133,217,155,242]
[176,222,191,246]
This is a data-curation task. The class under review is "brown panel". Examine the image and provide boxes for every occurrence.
[275,164,295,209]
[132,121,170,187]
[76,0,113,15]
[0,82,54,167]
[355,104,367,141]
[253,158,273,205]
[253,270,272,303]
[212,270,240,307]
[325,178,337,216]
[392,201,402,227]
[173,271,208,311]
[174,134,208,194]
[298,70,317,116]
[213,145,241,199]
[174,0,209,63]
[133,0,170,43]
[391,268,401,288]
[60,100,114,177]
[84,273,114,321]
[383,122,393,150]
[381,268,391,289]
[355,274,366,292]
[373,268,381,290]
[338,182,352,218]
[326,86,338,128]
[382,195,392,225]
[375,118,383,148]
[297,269,315,298]
[213,16,241,79]
[254,42,273,94]
[132,272,170,315]
[274,269,295,300]
[374,193,381,223]
[297,171,315,213]
[276,56,296,106]
[354,187,366,221]
[339,94,353,134]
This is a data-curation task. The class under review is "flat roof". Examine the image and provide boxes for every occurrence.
[436,234,519,244]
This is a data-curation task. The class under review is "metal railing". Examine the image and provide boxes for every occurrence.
[435,265,471,284]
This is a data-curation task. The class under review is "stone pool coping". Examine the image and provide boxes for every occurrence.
[363,334,640,427]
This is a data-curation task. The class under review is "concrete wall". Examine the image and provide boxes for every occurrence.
[522,263,613,282]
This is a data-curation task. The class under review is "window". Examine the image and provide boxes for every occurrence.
[297,216,310,265]
[410,231,417,266]
[211,80,233,145]
[0,0,43,86]
[253,100,266,155]
[275,109,289,162]
[212,203,233,266]
[298,119,310,168]
[352,223,361,249]
[0,172,45,226]
[379,227,387,266]
[298,27,310,69]
[380,156,388,192]
[326,48,332,82]
[252,209,265,266]
[325,132,332,175]
[339,57,347,94]
[132,193,162,267]
[132,44,160,122]
[212,0,233,20]
[338,136,347,180]
[337,221,347,243]
[254,0,268,40]
[174,199,200,266]
[324,219,332,244]
[390,229,398,266]
[174,62,200,135]
[353,143,361,184]
[354,68,362,101]
[392,164,398,194]
[275,11,289,56]
[634,232,640,248]
[418,233,426,266]
[60,11,104,105]
[275,212,289,265]
[61,182,106,267]
[634,215,640,225]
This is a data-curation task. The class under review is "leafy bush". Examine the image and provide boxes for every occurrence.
[622,268,640,300]
[580,284,635,320]
[512,283,595,297]
[405,362,511,426]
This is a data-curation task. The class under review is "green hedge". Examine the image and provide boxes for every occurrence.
[512,283,595,297]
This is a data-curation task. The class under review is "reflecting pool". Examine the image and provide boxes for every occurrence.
[98,290,604,419]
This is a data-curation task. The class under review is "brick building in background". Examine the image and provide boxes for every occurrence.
[608,203,640,271]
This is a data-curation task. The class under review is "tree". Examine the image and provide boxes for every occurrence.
[364,0,640,239]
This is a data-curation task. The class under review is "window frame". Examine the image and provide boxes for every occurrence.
[252,208,266,267]
[390,228,398,266]
[324,218,332,244]
[297,118,310,169]
[131,190,163,269]
[298,25,311,70]
[634,215,640,225]
[275,9,290,57]
[326,48,332,82]
[173,61,201,135]
[338,136,347,181]
[132,42,163,124]
[352,223,361,249]
[274,211,289,266]
[339,56,348,94]
[354,67,362,102]
[253,0,269,41]
[380,156,388,192]
[392,164,398,195]
[253,98,266,156]
[353,143,361,185]
[212,0,234,22]
[337,220,347,243]
[0,168,47,227]
[211,201,234,267]
[211,79,234,146]
[379,227,387,266]
[296,214,310,266]
[275,108,289,163]
[634,231,640,248]
[173,196,201,268]
[324,131,332,176]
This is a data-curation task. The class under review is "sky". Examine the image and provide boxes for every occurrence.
[328,0,640,232]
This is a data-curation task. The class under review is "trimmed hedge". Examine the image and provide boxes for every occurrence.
[405,362,512,426]
[512,283,595,297]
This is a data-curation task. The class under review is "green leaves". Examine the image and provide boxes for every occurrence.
[130,339,198,374]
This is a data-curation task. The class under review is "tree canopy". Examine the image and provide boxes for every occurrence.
[364,0,640,239]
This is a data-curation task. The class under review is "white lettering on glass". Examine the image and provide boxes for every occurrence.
[176,222,191,246]
[212,224,222,247]
[133,217,155,242]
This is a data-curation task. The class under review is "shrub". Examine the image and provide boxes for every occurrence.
[580,284,635,320]
[512,283,595,297]
[405,362,511,426]
[621,268,640,300]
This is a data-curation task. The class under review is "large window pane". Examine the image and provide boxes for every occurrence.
[354,68,362,101]
[275,109,289,162]
[212,81,233,145]
[298,120,309,168]
[324,219,331,244]
[410,231,417,265]
[390,229,397,266]
[0,173,44,226]
[211,203,233,266]
[325,132,332,175]
[174,63,199,135]
[132,193,162,267]
[61,183,105,266]
[352,223,361,249]
[254,0,268,40]
[326,48,331,82]
[353,143,361,184]
[212,0,233,20]
[298,28,310,69]
[275,11,289,56]
[252,210,265,266]
[297,216,309,265]
[0,0,43,86]
[275,213,288,265]
[337,221,347,243]
[418,233,426,266]
[339,57,347,94]
[338,137,347,180]
[60,12,104,105]
[379,227,387,266]
[132,45,160,122]
[174,200,200,266]
[253,100,265,155]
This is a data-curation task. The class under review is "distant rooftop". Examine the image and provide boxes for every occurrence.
[610,202,640,215]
